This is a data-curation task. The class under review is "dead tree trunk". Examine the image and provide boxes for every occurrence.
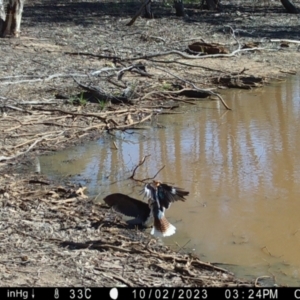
[143,0,154,18]
[173,0,221,16]
[174,0,185,17]
[280,0,298,13]
[0,0,6,34]
[206,0,221,10]
[0,0,25,38]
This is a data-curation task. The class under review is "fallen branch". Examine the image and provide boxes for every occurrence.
[0,136,52,162]
[0,73,88,85]
[73,77,134,105]
[271,39,300,44]
[64,47,269,63]
[114,113,153,129]
[121,47,269,62]
[153,66,231,110]
[31,107,108,122]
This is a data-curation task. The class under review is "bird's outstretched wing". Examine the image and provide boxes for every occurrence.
[103,193,151,224]
[157,182,189,201]
[146,181,189,209]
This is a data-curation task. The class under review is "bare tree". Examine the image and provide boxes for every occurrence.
[0,0,6,34]
[173,0,221,16]
[174,0,185,16]
[0,0,25,37]
[144,0,154,18]
[205,0,221,10]
[280,0,298,13]
[1,0,298,38]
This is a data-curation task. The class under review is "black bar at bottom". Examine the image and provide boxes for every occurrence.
[1,287,299,300]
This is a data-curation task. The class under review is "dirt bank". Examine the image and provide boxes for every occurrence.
[1,0,299,286]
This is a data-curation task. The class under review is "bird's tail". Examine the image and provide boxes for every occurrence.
[151,216,176,237]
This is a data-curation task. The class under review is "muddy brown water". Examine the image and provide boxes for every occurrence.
[40,75,300,286]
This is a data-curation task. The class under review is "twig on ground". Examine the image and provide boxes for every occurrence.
[0,135,53,162]
[254,276,274,287]
[271,39,300,44]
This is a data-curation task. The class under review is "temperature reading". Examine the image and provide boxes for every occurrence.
[69,289,91,299]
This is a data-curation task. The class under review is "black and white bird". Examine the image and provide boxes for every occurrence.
[144,181,189,237]
[103,181,189,237]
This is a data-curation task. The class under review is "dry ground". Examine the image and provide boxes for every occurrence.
[1,0,300,287]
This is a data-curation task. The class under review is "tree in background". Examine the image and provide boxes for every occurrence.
[171,0,298,17]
